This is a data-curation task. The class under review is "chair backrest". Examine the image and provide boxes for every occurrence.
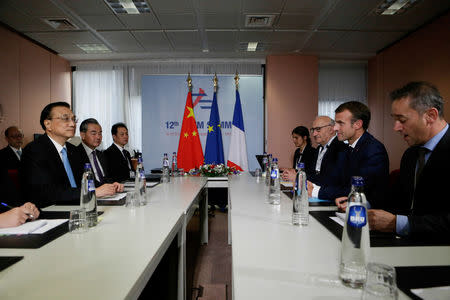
[7,169,20,190]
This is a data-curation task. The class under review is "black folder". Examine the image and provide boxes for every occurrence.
[0,256,23,271]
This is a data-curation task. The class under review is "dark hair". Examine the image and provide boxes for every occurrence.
[39,102,71,131]
[291,126,311,145]
[335,101,371,130]
[5,126,18,137]
[80,118,100,133]
[111,122,128,135]
[390,81,444,117]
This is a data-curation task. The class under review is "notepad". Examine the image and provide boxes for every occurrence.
[124,182,159,188]
[330,212,346,227]
[411,286,450,300]
[99,192,127,201]
[0,219,67,235]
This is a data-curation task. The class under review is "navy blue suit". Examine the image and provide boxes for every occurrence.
[308,137,348,200]
[343,131,389,208]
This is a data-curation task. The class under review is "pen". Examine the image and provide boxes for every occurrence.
[1,202,35,219]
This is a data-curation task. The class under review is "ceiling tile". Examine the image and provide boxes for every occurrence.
[25,31,102,53]
[0,4,56,32]
[81,15,125,30]
[148,0,193,14]
[4,0,66,16]
[197,0,240,14]
[203,13,239,28]
[165,30,202,50]
[276,14,317,29]
[238,30,273,43]
[132,30,172,51]
[61,0,112,16]
[99,31,145,52]
[158,13,196,29]
[206,30,238,51]
[318,0,380,30]
[117,14,161,30]
[242,0,284,13]
[283,0,333,14]
[302,31,345,51]
[331,31,406,53]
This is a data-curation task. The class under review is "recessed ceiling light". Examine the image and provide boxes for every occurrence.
[104,0,151,14]
[202,49,209,53]
[76,44,112,53]
[247,42,258,52]
[375,0,422,16]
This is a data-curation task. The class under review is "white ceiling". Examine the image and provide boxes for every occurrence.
[0,0,448,62]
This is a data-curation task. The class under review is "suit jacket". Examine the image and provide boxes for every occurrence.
[76,144,113,187]
[389,126,450,237]
[20,134,84,208]
[308,137,348,200]
[292,144,317,176]
[104,144,132,182]
[342,131,390,208]
[0,146,21,170]
[0,168,21,208]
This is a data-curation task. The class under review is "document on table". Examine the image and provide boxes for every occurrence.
[124,182,158,188]
[411,286,450,300]
[280,181,293,187]
[330,212,346,227]
[0,219,67,235]
[99,192,127,201]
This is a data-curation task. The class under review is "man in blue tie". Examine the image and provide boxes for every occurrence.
[20,102,118,208]
[0,126,24,170]
[77,118,124,191]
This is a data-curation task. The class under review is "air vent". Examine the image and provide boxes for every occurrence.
[245,15,276,28]
[42,18,79,30]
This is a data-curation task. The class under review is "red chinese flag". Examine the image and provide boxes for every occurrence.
[177,91,204,170]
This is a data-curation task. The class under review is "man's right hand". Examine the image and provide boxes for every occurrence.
[335,197,348,211]
[95,184,117,198]
[281,169,297,182]
[0,206,32,228]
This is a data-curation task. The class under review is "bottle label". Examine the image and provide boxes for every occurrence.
[347,205,367,227]
[140,170,145,178]
[270,169,278,179]
[87,179,95,192]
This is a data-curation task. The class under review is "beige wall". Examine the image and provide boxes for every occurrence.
[266,55,318,169]
[0,26,71,148]
[368,12,450,171]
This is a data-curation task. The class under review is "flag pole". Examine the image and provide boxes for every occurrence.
[234,71,239,90]
[187,72,192,92]
[213,73,218,92]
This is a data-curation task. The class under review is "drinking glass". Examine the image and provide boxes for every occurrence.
[362,262,398,300]
[69,208,88,233]
[254,168,262,177]
[125,191,139,208]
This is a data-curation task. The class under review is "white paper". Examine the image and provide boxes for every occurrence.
[330,216,345,227]
[207,177,228,181]
[280,181,293,187]
[124,182,158,188]
[99,192,127,201]
[411,286,450,300]
[0,219,67,235]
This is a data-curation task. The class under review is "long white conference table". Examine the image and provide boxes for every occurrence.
[1,173,450,300]
[229,173,450,300]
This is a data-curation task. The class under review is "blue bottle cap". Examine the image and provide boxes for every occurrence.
[173,152,176,154]
[138,157,143,163]
[297,162,305,169]
[84,163,92,170]
[273,158,278,163]
[351,176,364,186]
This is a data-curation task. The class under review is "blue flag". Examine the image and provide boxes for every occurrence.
[204,91,225,164]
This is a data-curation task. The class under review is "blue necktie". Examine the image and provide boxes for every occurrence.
[61,148,77,188]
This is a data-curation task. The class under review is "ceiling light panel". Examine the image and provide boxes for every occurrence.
[375,0,422,16]
[104,0,151,14]
[76,43,112,53]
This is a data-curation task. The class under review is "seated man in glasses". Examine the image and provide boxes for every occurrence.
[20,102,119,208]
[0,126,24,170]
[283,116,348,200]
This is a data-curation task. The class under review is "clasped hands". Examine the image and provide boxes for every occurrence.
[95,182,125,198]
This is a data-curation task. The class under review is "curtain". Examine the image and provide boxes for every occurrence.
[318,61,367,119]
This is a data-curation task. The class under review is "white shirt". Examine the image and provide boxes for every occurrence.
[82,142,105,182]
[349,135,362,149]
[9,145,22,161]
[48,135,66,162]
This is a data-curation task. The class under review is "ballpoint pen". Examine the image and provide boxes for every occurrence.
[0,202,35,219]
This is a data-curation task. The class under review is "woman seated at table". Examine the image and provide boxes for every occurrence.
[282,126,316,180]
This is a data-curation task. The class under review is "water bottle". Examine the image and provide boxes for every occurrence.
[340,176,370,288]
[135,156,147,205]
[293,162,309,226]
[269,158,281,205]
[265,154,273,186]
[161,153,170,183]
[171,152,178,176]
[262,152,268,177]
[80,163,97,227]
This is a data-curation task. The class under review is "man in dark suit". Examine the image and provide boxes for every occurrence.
[20,102,118,208]
[104,123,134,182]
[369,82,450,237]
[78,118,124,191]
[333,101,389,209]
[0,126,23,170]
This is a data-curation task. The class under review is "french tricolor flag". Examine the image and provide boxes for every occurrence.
[227,90,248,172]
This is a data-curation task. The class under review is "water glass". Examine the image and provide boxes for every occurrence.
[362,263,398,300]
[125,191,139,208]
[69,208,88,233]
[254,168,262,177]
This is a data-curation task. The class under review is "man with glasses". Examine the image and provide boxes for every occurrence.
[77,118,124,193]
[0,126,24,170]
[283,116,348,200]
[20,102,117,208]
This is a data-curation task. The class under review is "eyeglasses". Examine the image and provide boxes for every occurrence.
[310,124,332,133]
[49,115,78,123]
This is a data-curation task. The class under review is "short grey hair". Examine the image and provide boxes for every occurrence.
[390,81,444,117]
[79,118,100,133]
